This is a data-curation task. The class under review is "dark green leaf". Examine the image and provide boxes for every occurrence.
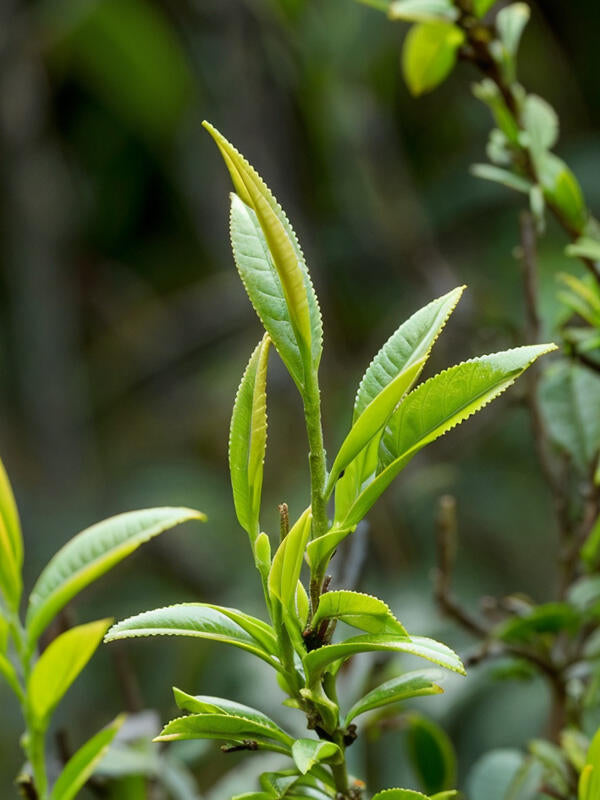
[345,669,444,724]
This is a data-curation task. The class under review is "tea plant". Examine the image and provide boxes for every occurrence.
[105,122,554,799]
[352,1,600,797]
[0,456,204,799]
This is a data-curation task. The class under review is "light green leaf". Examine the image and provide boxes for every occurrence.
[566,237,600,263]
[334,286,465,520]
[539,361,600,474]
[26,507,205,645]
[204,122,322,383]
[338,344,556,528]
[402,22,465,97]
[496,3,530,57]
[268,508,312,622]
[229,335,271,542]
[105,603,278,667]
[556,272,600,326]
[388,0,458,23]
[306,527,352,575]
[326,358,425,497]
[582,517,600,572]
[155,712,293,748]
[522,95,559,161]
[0,514,22,611]
[431,794,459,800]
[371,791,429,799]
[304,634,465,687]
[0,456,23,573]
[473,80,520,143]
[311,591,408,636]
[406,712,456,794]
[49,715,125,800]
[0,614,7,653]
[537,153,587,234]
[345,669,444,724]
[173,688,289,740]
[292,739,342,774]
[473,0,496,17]
[28,619,112,722]
[471,164,532,194]
[0,652,23,700]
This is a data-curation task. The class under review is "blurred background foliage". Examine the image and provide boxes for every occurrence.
[0,0,599,794]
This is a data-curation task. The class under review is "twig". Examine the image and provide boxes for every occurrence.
[572,350,600,375]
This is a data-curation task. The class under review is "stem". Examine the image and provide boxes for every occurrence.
[323,672,351,797]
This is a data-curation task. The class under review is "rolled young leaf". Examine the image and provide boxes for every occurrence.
[105,603,279,667]
[229,335,271,542]
[28,619,112,722]
[204,122,322,387]
[49,715,125,800]
[311,591,408,636]
[304,633,465,687]
[268,508,312,624]
[0,652,23,701]
[344,669,444,724]
[0,455,23,572]
[337,343,556,529]
[26,507,205,645]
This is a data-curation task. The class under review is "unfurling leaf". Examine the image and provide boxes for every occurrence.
[292,738,342,774]
[49,715,125,800]
[337,343,556,529]
[26,507,205,645]
[28,619,112,722]
[268,508,312,624]
[345,669,444,724]
[334,286,465,522]
[204,122,322,388]
[0,456,23,573]
[536,153,587,234]
[105,604,278,667]
[496,3,530,58]
[311,591,408,636]
[229,335,271,542]
[402,22,465,97]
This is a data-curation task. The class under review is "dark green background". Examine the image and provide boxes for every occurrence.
[0,0,599,794]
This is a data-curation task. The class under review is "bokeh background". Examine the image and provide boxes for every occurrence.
[1,0,599,795]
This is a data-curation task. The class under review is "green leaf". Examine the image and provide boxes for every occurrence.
[406,712,456,794]
[268,508,312,623]
[0,456,23,573]
[522,95,559,161]
[537,153,587,234]
[467,749,525,800]
[173,688,289,740]
[473,80,520,143]
[581,517,600,571]
[497,602,579,643]
[402,22,465,97]
[105,603,278,667]
[229,335,271,542]
[155,712,293,749]
[306,528,352,575]
[539,361,600,474]
[0,652,23,700]
[567,237,600,263]
[326,358,425,497]
[338,344,556,529]
[430,793,458,799]
[304,634,465,687]
[49,715,125,800]
[472,0,496,17]
[371,791,430,799]
[471,164,532,194]
[388,0,458,22]
[496,3,530,58]
[26,507,205,645]
[204,122,322,385]
[0,513,22,611]
[28,619,112,722]
[311,591,408,636]
[334,286,465,522]
[345,669,444,724]
[0,614,7,653]
[292,739,342,774]
[556,272,600,326]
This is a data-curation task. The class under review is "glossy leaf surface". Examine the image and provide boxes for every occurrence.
[292,739,342,774]
[402,22,464,97]
[268,508,312,621]
[311,591,407,636]
[173,688,288,739]
[156,712,293,748]
[27,507,205,644]
[345,669,443,724]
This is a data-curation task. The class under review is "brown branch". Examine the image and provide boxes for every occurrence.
[572,350,600,375]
